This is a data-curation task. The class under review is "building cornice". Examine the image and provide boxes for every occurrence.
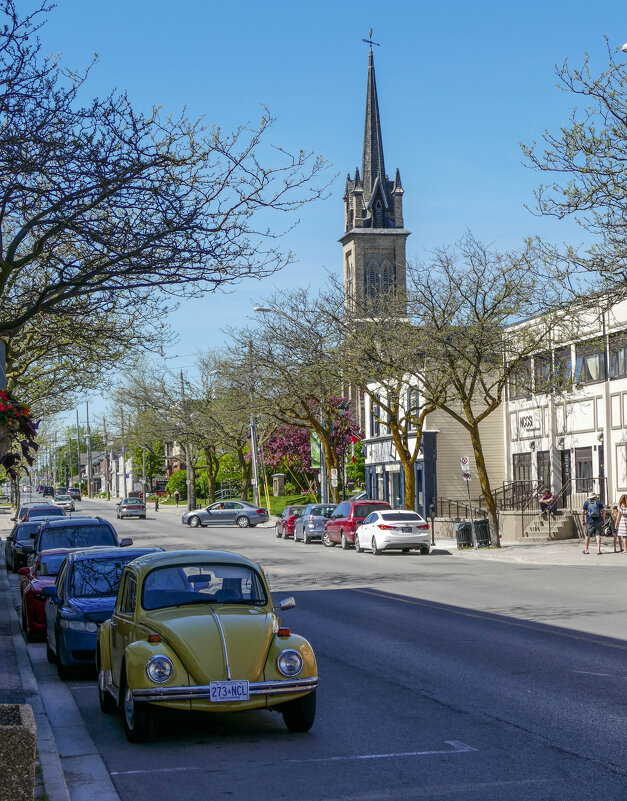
[339,228,411,245]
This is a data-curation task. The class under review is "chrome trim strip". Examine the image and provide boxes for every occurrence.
[211,609,231,680]
[131,676,318,702]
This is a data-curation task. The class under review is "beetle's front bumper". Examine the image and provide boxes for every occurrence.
[131,676,318,702]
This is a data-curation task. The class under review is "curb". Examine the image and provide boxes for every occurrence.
[2,542,121,801]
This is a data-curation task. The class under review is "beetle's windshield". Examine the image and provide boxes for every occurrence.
[142,564,268,610]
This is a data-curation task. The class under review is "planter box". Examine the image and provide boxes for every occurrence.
[0,705,37,801]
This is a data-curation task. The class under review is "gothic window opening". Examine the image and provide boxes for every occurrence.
[380,261,392,293]
[366,260,378,300]
[374,200,383,228]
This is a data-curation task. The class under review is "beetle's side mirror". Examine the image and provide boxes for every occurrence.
[120,537,133,547]
[278,597,296,611]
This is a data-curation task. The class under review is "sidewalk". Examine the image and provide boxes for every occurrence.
[0,508,120,801]
[437,533,626,565]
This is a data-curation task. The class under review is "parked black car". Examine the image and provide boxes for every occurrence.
[4,522,40,572]
[30,517,132,565]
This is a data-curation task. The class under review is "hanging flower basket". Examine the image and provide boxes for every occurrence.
[0,390,39,478]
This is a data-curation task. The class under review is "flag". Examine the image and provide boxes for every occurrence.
[350,433,361,463]
[310,431,321,469]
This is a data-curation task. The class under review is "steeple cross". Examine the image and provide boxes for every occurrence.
[362,28,380,49]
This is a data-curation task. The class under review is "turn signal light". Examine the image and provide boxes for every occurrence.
[148,633,161,643]
[277,627,291,638]
[378,524,395,530]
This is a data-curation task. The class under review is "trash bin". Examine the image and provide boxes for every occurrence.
[455,521,473,549]
[474,519,491,547]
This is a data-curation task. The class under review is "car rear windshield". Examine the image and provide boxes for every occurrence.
[15,523,39,541]
[70,557,132,598]
[39,525,116,550]
[142,563,268,610]
[311,505,335,518]
[381,512,423,522]
[29,507,64,518]
[354,503,390,518]
[38,553,68,577]
[123,499,143,505]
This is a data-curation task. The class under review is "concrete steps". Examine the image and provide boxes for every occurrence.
[522,514,575,541]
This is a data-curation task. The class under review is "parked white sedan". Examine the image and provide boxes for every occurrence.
[354,510,431,555]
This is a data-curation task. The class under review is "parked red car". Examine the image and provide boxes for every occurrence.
[275,505,305,539]
[323,499,392,549]
[19,548,80,641]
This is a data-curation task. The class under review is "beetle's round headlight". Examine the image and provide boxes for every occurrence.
[146,655,173,684]
[277,649,303,677]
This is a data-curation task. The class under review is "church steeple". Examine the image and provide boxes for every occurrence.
[340,36,409,318]
[362,47,386,203]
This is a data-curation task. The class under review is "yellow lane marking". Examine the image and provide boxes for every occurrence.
[354,589,627,651]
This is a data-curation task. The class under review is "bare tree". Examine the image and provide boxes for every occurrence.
[0,1,329,341]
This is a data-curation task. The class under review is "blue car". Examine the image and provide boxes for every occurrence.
[43,546,162,679]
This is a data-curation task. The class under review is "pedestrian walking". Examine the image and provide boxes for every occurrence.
[174,489,180,507]
[614,494,627,553]
[581,492,605,555]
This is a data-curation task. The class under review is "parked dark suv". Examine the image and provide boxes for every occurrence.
[67,488,82,502]
[30,517,132,565]
[323,499,392,549]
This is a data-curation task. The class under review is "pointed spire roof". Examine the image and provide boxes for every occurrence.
[362,47,386,202]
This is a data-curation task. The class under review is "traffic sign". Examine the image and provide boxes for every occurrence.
[460,456,471,482]
[331,468,338,488]
[462,471,471,482]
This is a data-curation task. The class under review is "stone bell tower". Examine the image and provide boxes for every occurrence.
[340,41,410,313]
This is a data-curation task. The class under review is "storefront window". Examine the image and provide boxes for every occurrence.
[609,334,627,379]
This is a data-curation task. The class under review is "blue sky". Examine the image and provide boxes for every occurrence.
[37,0,627,425]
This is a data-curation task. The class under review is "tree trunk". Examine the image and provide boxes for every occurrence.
[320,432,340,503]
[467,421,499,546]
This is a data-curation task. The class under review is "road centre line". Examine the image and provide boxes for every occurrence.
[109,741,477,774]
[354,589,627,651]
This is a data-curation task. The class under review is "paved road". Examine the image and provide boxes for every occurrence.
[7,498,627,800]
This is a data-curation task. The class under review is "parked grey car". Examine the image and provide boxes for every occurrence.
[182,500,269,529]
[293,503,337,543]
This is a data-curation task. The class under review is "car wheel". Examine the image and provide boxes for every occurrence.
[420,545,430,555]
[188,516,201,528]
[281,689,316,733]
[340,532,350,550]
[303,530,309,544]
[56,652,71,680]
[122,678,153,743]
[236,516,250,528]
[97,656,117,714]
[141,515,146,520]
[22,606,35,643]
[322,532,335,548]
[355,535,363,553]
[11,557,18,574]
[275,526,283,539]
[402,548,410,553]
[371,537,381,556]
[46,639,56,663]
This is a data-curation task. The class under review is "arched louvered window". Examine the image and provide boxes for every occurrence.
[366,260,378,300]
[374,200,383,228]
[380,261,392,293]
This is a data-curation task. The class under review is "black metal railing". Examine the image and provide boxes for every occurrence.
[433,496,488,521]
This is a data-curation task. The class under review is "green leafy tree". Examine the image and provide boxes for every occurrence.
[166,469,187,500]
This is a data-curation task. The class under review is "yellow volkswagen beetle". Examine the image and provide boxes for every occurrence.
[96,550,318,742]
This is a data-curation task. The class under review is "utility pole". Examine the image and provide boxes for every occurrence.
[76,410,82,493]
[180,371,194,512]
[248,340,260,506]
[121,413,128,499]
[103,416,111,501]
[86,401,93,498]
[142,446,147,506]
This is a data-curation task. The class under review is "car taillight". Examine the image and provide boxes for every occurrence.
[418,523,429,530]
[308,515,315,522]
[378,524,395,530]
[256,509,266,515]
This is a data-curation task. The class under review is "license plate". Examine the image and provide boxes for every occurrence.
[209,680,249,702]
[402,527,412,533]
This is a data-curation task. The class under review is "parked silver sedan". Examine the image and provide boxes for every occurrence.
[182,500,269,528]
[354,510,431,555]
[293,503,337,543]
